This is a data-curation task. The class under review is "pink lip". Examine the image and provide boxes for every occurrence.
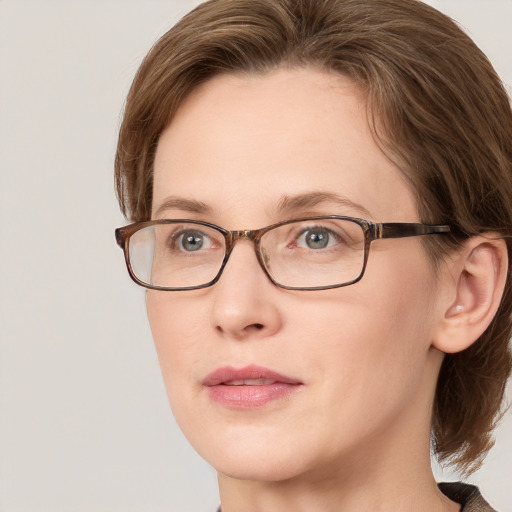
[203,365,303,409]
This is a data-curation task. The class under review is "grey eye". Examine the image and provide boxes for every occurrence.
[179,231,206,251]
[300,228,331,249]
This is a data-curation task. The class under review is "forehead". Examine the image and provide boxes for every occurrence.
[152,67,418,226]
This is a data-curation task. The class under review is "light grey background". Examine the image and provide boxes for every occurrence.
[1,1,511,511]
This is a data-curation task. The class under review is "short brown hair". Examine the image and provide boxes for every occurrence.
[115,0,512,473]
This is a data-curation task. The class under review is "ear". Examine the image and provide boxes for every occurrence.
[432,234,508,354]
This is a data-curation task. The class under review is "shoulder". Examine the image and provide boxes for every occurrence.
[438,482,497,512]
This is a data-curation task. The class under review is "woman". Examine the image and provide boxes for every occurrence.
[114,0,512,510]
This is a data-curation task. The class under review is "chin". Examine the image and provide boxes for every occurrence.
[183,421,324,483]
[211,452,307,483]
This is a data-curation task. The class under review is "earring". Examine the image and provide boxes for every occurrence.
[453,304,464,313]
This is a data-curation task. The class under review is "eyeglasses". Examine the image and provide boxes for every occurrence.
[115,216,451,291]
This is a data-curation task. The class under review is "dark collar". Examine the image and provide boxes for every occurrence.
[438,482,497,511]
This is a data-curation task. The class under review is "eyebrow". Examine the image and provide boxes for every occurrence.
[275,192,373,218]
[153,196,211,217]
[153,191,373,219]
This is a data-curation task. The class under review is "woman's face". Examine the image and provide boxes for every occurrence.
[148,68,445,482]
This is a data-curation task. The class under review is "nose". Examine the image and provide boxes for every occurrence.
[210,240,283,340]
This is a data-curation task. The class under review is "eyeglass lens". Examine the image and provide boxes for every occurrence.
[127,219,367,289]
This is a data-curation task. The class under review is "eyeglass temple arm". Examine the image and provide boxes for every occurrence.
[377,223,451,240]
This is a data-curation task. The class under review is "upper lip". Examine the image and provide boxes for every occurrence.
[202,364,302,386]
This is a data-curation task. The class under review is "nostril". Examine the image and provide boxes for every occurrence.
[244,323,265,333]
[215,323,265,335]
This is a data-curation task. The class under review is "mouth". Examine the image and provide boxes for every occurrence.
[223,378,278,386]
[203,365,303,409]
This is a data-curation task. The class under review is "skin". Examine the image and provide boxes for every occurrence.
[147,68,462,511]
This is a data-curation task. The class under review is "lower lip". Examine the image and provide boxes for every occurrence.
[206,383,301,409]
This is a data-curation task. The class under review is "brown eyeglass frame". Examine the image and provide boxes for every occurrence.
[115,216,452,291]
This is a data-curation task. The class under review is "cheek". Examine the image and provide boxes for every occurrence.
[317,256,437,424]
[146,291,220,449]
[146,292,204,403]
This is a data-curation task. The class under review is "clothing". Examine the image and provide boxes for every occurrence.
[216,482,497,512]
[439,482,497,512]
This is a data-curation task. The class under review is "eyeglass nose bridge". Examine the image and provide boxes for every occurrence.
[225,228,265,247]
[231,229,253,240]
[219,228,271,282]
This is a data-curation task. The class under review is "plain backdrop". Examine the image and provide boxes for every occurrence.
[1,1,511,511]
